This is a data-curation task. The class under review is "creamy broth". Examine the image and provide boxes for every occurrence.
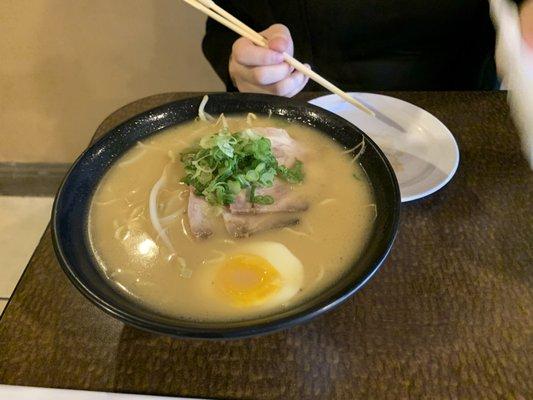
[88,115,375,321]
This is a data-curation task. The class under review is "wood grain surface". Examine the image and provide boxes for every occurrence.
[0,92,531,400]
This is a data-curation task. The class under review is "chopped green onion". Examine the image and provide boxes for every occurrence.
[252,195,275,205]
[180,129,305,206]
[277,160,305,184]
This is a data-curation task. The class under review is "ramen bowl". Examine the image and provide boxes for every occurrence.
[52,93,400,339]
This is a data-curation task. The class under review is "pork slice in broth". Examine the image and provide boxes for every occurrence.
[229,179,308,214]
[222,211,300,238]
[229,128,307,215]
[228,190,252,213]
[187,128,308,239]
[254,127,305,167]
[187,187,215,238]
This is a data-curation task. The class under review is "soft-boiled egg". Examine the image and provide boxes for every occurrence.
[201,241,303,309]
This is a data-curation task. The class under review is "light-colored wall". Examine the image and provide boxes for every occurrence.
[0,0,223,163]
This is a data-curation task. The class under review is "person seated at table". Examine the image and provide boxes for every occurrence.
[202,0,533,95]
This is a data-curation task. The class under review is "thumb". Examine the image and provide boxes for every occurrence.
[262,24,292,54]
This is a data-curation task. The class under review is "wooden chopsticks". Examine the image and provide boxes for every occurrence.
[182,0,375,116]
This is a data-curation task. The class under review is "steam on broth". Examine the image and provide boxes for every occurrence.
[88,104,376,321]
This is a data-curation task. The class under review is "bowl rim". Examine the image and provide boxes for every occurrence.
[52,92,401,339]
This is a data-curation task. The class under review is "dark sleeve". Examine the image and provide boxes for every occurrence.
[202,14,240,92]
[201,1,273,92]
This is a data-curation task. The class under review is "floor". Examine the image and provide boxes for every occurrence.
[0,196,54,315]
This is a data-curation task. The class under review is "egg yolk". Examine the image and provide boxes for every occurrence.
[214,254,281,307]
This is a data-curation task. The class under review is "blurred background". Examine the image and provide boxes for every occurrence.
[0,0,223,164]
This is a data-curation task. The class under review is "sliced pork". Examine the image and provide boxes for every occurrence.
[187,187,215,238]
[187,128,308,239]
[222,211,300,238]
[253,127,305,167]
[229,179,308,214]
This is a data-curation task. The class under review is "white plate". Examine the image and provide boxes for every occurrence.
[0,385,206,399]
[309,93,460,202]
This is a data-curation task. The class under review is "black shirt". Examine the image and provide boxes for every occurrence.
[202,0,522,91]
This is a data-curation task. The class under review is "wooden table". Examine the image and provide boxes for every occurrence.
[1,92,531,400]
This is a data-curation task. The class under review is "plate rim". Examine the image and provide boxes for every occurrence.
[309,92,460,202]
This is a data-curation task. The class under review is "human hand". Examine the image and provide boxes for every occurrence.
[229,24,309,97]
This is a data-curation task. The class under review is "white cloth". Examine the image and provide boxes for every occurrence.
[491,0,533,168]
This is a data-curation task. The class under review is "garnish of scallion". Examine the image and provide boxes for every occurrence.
[180,129,304,206]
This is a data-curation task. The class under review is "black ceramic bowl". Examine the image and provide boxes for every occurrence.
[52,93,400,339]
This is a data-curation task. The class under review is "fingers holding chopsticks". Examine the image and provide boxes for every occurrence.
[263,24,293,53]
[284,70,310,97]
[233,66,310,97]
[231,24,292,65]
[232,38,284,66]
[229,24,308,96]
[185,0,374,114]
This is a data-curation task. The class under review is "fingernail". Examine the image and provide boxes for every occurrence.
[269,36,289,53]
